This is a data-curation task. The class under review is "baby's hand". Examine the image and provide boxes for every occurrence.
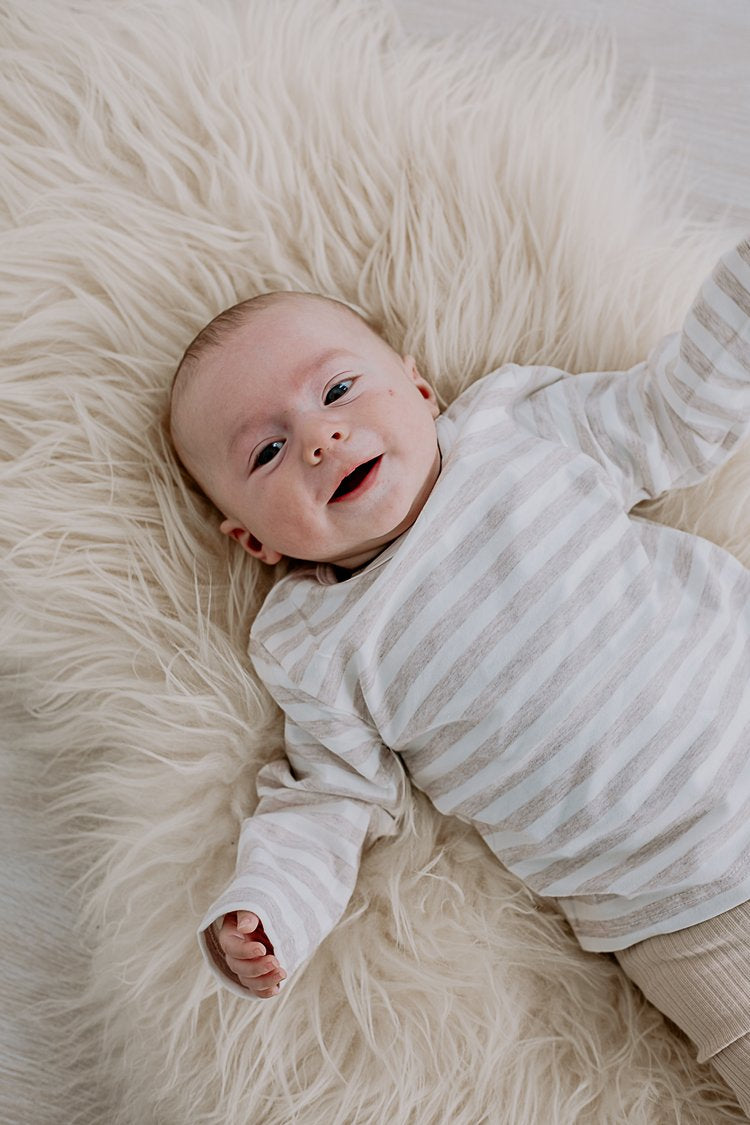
[218,911,287,998]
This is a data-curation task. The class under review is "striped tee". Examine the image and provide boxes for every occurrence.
[199,239,750,999]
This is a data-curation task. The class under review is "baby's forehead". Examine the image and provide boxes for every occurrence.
[237,290,367,339]
[173,290,386,426]
[214,293,386,370]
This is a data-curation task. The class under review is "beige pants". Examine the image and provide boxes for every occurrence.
[615,902,750,1117]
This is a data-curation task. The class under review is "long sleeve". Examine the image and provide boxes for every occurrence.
[197,644,409,1000]
[511,238,750,510]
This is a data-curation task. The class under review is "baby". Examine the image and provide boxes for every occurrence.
[171,239,750,1112]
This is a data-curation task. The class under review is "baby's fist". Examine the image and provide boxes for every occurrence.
[218,911,287,998]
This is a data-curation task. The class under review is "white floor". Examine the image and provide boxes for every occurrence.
[395,0,750,227]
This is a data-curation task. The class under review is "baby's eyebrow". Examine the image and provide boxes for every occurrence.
[297,347,352,381]
[228,418,260,459]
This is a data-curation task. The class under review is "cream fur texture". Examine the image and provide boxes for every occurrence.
[2,2,749,1122]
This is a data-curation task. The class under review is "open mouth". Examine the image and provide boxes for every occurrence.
[329,456,382,502]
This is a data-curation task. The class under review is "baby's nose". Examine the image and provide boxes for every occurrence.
[305,424,345,463]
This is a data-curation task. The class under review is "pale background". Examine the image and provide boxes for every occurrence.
[395,0,750,227]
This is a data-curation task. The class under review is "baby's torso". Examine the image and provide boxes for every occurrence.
[253,377,750,950]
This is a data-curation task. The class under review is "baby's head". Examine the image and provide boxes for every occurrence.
[169,291,441,570]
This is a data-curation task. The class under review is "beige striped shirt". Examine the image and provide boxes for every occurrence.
[199,239,750,999]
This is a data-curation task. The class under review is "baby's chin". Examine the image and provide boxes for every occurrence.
[316,515,420,570]
[324,540,394,571]
[297,526,398,571]
[322,470,439,569]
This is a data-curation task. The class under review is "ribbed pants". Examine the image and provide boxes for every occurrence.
[615,902,750,1117]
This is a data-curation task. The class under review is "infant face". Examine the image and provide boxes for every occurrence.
[171,294,441,569]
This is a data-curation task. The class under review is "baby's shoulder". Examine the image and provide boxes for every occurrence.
[249,564,332,656]
[252,566,313,622]
[445,364,531,422]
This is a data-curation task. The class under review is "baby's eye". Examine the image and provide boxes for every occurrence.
[255,440,284,467]
[324,379,353,405]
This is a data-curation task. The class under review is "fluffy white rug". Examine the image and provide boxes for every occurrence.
[2,1,748,1122]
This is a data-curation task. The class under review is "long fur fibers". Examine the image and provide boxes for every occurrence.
[1,2,748,1122]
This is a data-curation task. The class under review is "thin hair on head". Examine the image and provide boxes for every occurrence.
[169,290,386,413]
[170,292,284,410]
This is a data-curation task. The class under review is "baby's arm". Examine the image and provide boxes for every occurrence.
[197,661,408,1000]
[216,911,286,999]
[511,236,750,509]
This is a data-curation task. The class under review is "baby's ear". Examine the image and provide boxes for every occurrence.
[219,519,283,565]
[403,354,440,418]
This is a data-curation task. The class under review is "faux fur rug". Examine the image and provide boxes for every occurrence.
[2,2,748,1122]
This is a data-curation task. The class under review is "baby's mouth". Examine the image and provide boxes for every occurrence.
[329,456,382,502]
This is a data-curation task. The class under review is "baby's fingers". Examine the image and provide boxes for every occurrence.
[254,983,283,999]
[234,961,287,997]
[227,952,279,979]
[223,930,268,958]
[218,912,265,956]
[252,975,285,998]
[236,910,259,935]
[217,911,285,995]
